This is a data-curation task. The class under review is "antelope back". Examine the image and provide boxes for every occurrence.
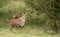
[9,19,21,26]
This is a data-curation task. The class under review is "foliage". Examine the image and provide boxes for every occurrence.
[24,0,60,33]
[0,0,60,33]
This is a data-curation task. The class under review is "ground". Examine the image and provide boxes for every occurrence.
[0,26,60,37]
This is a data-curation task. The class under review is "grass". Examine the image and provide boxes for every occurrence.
[0,25,60,37]
[0,21,60,37]
[0,29,60,37]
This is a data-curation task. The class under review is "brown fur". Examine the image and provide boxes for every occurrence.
[9,13,27,28]
[9,19,21,27]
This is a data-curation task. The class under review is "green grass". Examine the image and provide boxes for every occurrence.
[0,29,60,37]
[0,25,60,37]
[0,18,59,37]
[0,21,59,37]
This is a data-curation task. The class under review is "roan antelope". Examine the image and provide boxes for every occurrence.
[9,13,27,28]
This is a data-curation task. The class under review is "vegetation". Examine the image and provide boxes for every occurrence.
[0,0,60,37]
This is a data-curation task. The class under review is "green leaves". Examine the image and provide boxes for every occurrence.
[0,0,9,8]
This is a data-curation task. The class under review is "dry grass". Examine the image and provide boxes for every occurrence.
[0,27,60,37]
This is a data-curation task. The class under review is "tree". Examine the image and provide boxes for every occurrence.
[24,0,60,33]
[0,0,9,8]
[53,0,60,33]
